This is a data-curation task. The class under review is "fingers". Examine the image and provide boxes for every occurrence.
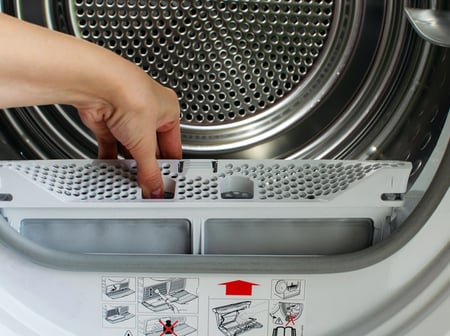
[138,158,164,199]
[96,130,118,159]
[77,108,118,159]
[98,125,165,198]
[76,85,181,199]
[126,133,164,199]
[127,120,181,198]
[119,144,132,159]
[134,123,182,198]
[79,108,162,198]
[157,121,182,160]
[155,87,182,160]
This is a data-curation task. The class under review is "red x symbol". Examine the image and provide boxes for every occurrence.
[285,314,296,326]
[159,319,178,336]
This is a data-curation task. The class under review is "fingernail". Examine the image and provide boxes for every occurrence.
[151,188,163,199]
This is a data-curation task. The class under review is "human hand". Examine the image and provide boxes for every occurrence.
[76,78,182,199]
[0,13,182,198]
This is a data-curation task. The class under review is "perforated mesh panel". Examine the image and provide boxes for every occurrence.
[173,161,405,201]
[71,0,334,125]
[177,175,220,200]
[218,161,404,200]
[7,161,139,200]
[4,160,408,201]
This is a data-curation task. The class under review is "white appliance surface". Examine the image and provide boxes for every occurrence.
[0,116,448,336]
[0,180,448,336]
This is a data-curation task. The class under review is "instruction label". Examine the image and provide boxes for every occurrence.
[100,276,306,336]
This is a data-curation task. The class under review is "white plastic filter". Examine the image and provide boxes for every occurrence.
[0,159,412,254]
[2,161,140,201]
[0,159,410,202]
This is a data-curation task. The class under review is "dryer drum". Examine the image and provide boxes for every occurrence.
[0,0,448,186]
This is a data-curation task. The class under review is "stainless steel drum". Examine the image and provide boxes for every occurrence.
[0,0,449,185]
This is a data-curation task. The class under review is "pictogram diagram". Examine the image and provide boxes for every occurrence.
[211,300,266,336]
[273,280,303,300]
[139,316,197,336]
[271,326,297,336]
[270,302,303,327]
[160,319,178,335]
[99,276,307,335]
[138,278,199,314]
[103,277,136,301]
[103,304,136,328]
[270,279,306,336]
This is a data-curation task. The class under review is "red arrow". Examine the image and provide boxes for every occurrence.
[219,280,259,296]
